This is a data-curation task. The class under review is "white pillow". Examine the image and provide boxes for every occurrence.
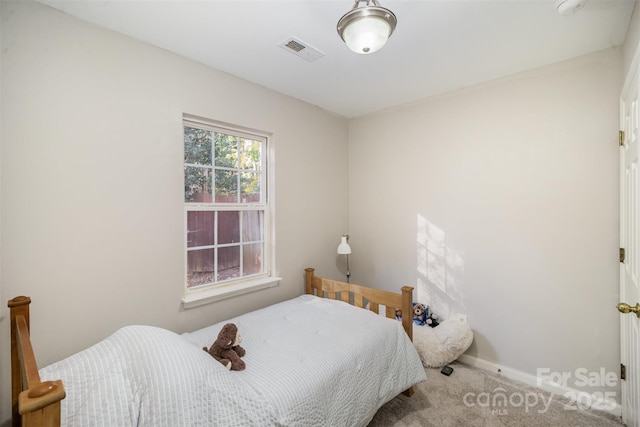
[412,315,473,368]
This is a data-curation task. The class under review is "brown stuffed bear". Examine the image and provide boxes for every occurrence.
[203,323,246,371]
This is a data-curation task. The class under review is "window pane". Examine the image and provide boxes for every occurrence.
[215,169,238,202]
[185,166,212,202]
[243,243,263,276]
[184,127,212,165]
[214,133,238,168]
[218,246,240,281]
[218,211,239,244]
[187,211,215,247]
[242,210,262,242]
[241,171,261,202]
[187,248,214,287]
[240,138,262,171]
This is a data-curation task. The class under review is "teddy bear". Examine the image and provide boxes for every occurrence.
[203,323,246,371]
[425,311,439,328]
[412,302,428,326]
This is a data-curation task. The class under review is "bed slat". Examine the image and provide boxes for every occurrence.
[385,306,396,319]
[370,302,379,314]
[354,293,364,308]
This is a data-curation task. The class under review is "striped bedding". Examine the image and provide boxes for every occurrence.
[39,295,426,426]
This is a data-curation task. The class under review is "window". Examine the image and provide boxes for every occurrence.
[182,115,278,307]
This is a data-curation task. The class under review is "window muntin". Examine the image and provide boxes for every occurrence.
[184,120,268,290]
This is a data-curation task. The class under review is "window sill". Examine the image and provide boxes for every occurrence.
[182,276,281,309]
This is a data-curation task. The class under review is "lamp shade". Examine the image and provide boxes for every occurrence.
[342,16,391,54]
[337,1,397,54]
[337,236,352,254]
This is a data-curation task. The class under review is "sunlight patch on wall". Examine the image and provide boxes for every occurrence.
[416,214,466,319]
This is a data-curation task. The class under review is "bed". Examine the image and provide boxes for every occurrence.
[8,267,427,427]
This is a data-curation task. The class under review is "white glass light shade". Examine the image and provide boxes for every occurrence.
[337,236,352,254]
[555,0,586,15]
[337,1,397,55]
[342,16,391,54]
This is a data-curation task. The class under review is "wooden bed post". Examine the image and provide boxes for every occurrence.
[9,296,31,427]
[400,286,413,342]
[304,267,315,295]
[8,296,65,427]
[400,286,415,397]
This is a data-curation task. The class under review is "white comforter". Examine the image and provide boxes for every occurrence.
[40,295,426,426]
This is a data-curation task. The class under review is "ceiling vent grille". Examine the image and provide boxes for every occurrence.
[285,39,306,52]
[279,36,325,63]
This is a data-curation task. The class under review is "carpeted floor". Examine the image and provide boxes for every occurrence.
[368,361,626,427]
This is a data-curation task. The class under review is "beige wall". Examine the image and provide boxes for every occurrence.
[0,1,348,422]
[623,0,640,75]
[348,48,622,397]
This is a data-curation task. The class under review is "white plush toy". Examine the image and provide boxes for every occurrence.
[412,314,473,368]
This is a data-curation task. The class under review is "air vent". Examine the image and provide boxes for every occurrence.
[285,39,306,52]
[279,36,325,63]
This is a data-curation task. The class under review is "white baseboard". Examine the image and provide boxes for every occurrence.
[456,354,622,418]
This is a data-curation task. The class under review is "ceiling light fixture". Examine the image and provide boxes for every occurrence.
[337,0,397,55]
[555,0,587,16]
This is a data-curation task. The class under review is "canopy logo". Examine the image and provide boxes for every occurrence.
[463,387,553,415]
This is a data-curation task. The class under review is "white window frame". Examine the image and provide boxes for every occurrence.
[182,114,279,308]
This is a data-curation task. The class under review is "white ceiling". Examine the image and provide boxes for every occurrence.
[38,0,636,118]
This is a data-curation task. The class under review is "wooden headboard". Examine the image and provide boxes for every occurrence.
[304,267,414,341]
[8,296,66,427]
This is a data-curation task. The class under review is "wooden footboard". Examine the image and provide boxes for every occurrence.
[8,296,65,427]
[304,267,416,396]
